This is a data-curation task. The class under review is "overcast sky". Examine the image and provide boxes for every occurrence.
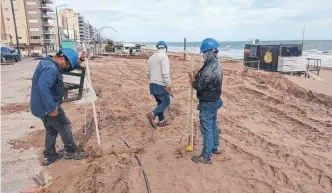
[54,0,332,42]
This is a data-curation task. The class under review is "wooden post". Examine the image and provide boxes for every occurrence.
[184,38,187,60]
[187,56,194,152]
[85,53,101,146]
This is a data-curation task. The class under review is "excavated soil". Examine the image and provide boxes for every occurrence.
[14,54,332,193]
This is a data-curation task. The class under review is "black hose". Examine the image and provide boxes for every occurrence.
[122,140,151,193]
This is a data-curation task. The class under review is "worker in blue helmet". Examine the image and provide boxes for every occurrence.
[30,48,89,165]
[189,38,223,164]
[146,40,171,128]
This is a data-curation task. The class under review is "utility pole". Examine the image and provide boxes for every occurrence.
[10,0,21,60]
[66,17,69,39]
[55,7,61,49]
[301,26,305,54]
[40,1,47,56]
[184,38,187,60]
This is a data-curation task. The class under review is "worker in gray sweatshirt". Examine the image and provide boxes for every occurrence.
[146,41,171,128]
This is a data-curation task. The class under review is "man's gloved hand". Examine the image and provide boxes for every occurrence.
[48,109,59,117]
[189,70,198,84]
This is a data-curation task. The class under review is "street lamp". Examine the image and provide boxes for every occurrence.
[55,4,67,50]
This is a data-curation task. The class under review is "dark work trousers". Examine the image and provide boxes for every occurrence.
[40,112,77,158]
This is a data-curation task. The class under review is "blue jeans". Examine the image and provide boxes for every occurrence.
[199,99,223,158]
[153,93,170,121]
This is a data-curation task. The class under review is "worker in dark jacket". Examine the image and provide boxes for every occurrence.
[189,38,223,164]
[30,48,89,166]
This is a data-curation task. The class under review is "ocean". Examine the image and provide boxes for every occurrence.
[143,40,332,67]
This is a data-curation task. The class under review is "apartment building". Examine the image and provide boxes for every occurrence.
[78,13,84,41]
[1,3,8,45]
[57,8,79,41]
[84,20,90,40]
[1,0,55,54]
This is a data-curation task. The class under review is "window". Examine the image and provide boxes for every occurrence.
[5,8,8,11]
[31,36,41,40]
[6,18,10,21]
[29,19,38,23]
[28,10,38,14]
[27,1,36,5]
[30,28,40,32]
[18,37,22,39]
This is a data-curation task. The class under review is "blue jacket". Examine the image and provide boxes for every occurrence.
[30,57,66,118]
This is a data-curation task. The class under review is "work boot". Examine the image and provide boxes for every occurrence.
[157,120,167,127]
[64,151,89,160]
[192,155,212,164]
[212,147,222,154]
[43,151,64,166]
[145,112,156,128]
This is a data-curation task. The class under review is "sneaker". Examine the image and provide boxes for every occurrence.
[64,151,89,160]
[191,155,212,164]
[212,147,222,154]
[43,151,64,166]
[157,120,167,127]
[145,112,156,128]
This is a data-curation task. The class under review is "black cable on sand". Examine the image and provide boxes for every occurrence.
[122,140,151,193]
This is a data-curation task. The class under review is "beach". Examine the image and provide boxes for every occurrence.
[2,52,332,193]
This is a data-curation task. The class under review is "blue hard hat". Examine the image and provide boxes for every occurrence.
[200,38,219,53]
[60,48,78,70]
[156,41,167,48]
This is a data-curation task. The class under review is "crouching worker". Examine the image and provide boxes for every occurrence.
[146,41,171,128]
[190,38,223,164]
[30,48,89,166]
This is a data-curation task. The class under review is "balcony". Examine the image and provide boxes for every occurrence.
[39,4,54,12]
[40,13,54,19]
[41,0,53,4]
[42,22,54,27]
[41,30,55,34]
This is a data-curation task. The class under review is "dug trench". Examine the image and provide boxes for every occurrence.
[10,54,332,193]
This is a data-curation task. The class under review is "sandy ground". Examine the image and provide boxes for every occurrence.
[286,69,332,96]
[3,54,332,193]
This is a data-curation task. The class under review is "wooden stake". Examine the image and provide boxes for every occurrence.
[184,38,187,60]
[187,53,194,152]
[85,56,101,146]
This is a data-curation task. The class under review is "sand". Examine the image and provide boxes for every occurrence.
[286,69,332,97]
[5,54,332,193]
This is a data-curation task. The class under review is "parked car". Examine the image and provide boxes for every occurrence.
[1,47,20,63]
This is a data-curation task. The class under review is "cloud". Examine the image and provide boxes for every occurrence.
[53,0,332,41]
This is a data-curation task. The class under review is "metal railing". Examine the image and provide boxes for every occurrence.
[40,13,54,18]
[41,0,53,3]
[39,4,54,11]
[243,60,261,70]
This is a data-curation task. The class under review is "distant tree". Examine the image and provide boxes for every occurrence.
[105,44,113,52]
[106,39,114,46]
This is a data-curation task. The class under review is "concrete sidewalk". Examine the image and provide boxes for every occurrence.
[1,59,44,193]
